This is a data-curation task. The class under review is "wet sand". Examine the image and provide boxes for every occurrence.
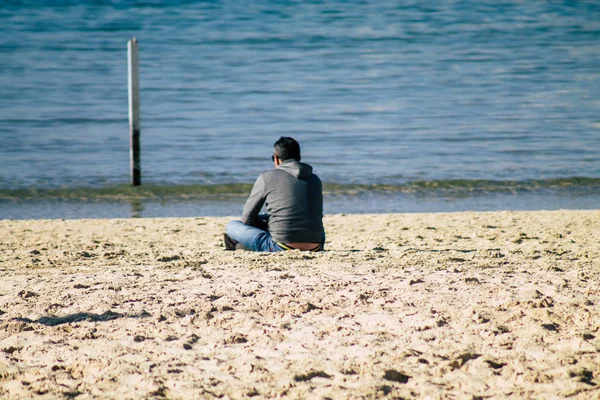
[0,210,599,399]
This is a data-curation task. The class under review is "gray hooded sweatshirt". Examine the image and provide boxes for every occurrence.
[241,160,324,243]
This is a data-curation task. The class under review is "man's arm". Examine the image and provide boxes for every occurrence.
[241,175,267,228]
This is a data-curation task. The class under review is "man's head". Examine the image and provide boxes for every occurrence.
[273,137,301,164]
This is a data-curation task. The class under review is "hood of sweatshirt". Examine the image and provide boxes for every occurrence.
[277,160,313,180]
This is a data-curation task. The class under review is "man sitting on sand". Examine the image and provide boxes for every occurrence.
[225,137,325,252]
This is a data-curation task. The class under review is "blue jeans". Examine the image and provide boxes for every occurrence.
[226,215,325,253]
[226,220,284,252]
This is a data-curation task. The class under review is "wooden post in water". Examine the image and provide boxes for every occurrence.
[128,37,141,186]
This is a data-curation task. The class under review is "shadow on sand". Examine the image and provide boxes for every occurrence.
[15,310,150,327]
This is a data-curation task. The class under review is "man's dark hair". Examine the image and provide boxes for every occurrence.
[273,137,301,161]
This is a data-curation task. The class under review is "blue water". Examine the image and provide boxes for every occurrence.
[1,1,599,218]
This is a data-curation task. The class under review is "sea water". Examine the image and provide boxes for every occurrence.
[1,1,599,219]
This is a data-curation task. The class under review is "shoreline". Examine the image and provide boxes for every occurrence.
[1,210,599,398]
[2,189,600,220]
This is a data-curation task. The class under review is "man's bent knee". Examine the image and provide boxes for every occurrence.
[226,220,242,237]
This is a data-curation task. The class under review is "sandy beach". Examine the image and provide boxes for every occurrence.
[0,210,599,399]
